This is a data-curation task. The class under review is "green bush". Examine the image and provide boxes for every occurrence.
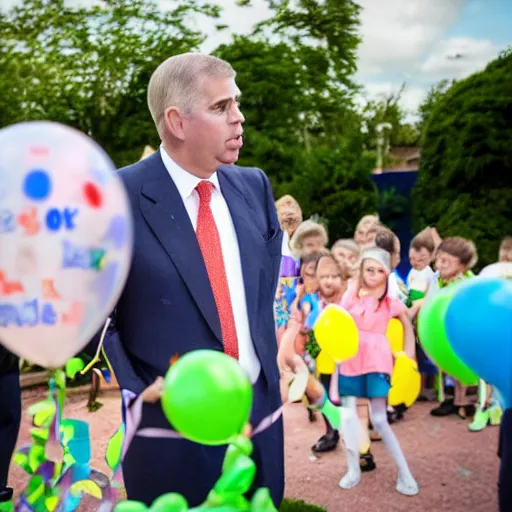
[279,498,327,512]
[413,48,512,268]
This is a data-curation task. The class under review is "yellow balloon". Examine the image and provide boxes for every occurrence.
[388,353,421,407]
[316,349,336,375]
[313,304,359,363]
[386,318,404,354]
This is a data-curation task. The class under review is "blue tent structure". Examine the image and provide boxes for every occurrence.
[371,170,419,281]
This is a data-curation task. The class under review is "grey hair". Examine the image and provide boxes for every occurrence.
[147,52,236,136]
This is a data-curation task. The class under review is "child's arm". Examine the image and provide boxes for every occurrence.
[407,298,425,320]
[277,319,304,375]
[398,311,416,359]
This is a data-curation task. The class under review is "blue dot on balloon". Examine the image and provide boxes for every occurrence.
[23,169,52,201]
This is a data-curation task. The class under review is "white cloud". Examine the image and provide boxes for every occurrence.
[355,0,467,75]
[357,82,427,122]
[420,36,504,78]
[196,0,273,53]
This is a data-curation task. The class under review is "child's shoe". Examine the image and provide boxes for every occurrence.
[489,403,503,426]
[469,409,489,431]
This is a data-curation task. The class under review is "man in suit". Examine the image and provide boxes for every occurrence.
[96,53,284,507]
[0,347,21,512]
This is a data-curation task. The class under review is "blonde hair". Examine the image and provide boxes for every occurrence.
[147,53,235,136]
[275,194,303,219]
[289,220,328,258]
[355,214,379,233]
[437,237,478,269]
[331,238,360,258]
[499,236,512,262]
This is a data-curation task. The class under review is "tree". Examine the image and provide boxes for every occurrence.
[214,36,362,183]
[413,48,512,268]
[0,0,220,166]
[276,147,379,243]
[214,34,378,241]
[254,0,362,91]
[361,83,420,153]
[416,79,454,138]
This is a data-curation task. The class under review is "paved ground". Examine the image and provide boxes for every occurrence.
[11,388,500,511]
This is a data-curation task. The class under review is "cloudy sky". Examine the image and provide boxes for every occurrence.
[3,0,511,118]
[197,0,512,119]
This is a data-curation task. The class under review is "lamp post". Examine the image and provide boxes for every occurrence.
[376,122,392,172]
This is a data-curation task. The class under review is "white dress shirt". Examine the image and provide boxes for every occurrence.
[160,146,261,384]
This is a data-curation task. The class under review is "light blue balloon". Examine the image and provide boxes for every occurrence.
[445,277,512,408]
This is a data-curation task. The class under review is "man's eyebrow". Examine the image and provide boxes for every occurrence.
[210,94,242,108]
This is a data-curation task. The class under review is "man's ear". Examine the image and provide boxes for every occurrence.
[164,106,186,141]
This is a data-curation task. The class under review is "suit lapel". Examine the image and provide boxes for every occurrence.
[217,168,266,348]
[138,153,223,346]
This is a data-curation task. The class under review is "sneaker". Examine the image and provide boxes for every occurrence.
[359,450,377,472]
[489,404,503,426]
[430,399,456,417]
[312,429,339,453]
[468,409,489,431]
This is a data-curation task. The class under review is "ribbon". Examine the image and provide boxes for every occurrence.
[279,256,300,278]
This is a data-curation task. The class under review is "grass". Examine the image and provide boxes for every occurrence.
[279,498,327,512]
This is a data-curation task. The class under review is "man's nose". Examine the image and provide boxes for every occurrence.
[230,102,245,124]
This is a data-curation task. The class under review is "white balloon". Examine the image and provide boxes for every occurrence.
[0,121,133,368]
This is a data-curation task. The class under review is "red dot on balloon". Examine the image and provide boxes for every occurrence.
[84,182,102,208]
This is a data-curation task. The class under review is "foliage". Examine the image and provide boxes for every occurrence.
[416,79,455,138]
[0,0,220,166]
[413,48,512,268]
[214,36,360,182]
[378,187,411,232]
[276,147,378,243]
[361,83,420,151]
[279,499,327,512]
[254,0,362,90]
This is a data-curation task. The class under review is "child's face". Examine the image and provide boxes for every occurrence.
[390,237,401,271]
[409,247,432,271]
[361,259,388,289]
[499,248,512,263]
[277,201,301,234]
[355,225,376,248]
[436,251,466,281]
[301,260,319,293]
[333,247,357,268]
[300,235,325,255]
[316,258,343,299]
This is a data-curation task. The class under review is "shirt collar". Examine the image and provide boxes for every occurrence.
[159,144,220,201]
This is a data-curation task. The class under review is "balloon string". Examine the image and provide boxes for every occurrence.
[134,405,285,442]
[81,317,112,376]
[121,395,285,448]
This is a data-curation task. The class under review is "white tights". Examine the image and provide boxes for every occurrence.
[339,396,419,496]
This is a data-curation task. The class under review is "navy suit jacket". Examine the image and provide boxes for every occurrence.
[93,152,284,506]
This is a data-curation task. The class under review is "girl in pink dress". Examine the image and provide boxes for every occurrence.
[338,247,419,496]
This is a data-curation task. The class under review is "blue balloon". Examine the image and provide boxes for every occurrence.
[299,293,321,330]
[445,277,512,408]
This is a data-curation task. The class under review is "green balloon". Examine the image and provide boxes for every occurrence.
[114,500,148,512]
[150,493,188,512]
[418,286,478,386]
[161,350,253,445]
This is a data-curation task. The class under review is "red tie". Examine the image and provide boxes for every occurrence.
[195,181,239,359]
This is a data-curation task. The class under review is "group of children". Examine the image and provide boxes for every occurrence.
[274,194,512,498]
